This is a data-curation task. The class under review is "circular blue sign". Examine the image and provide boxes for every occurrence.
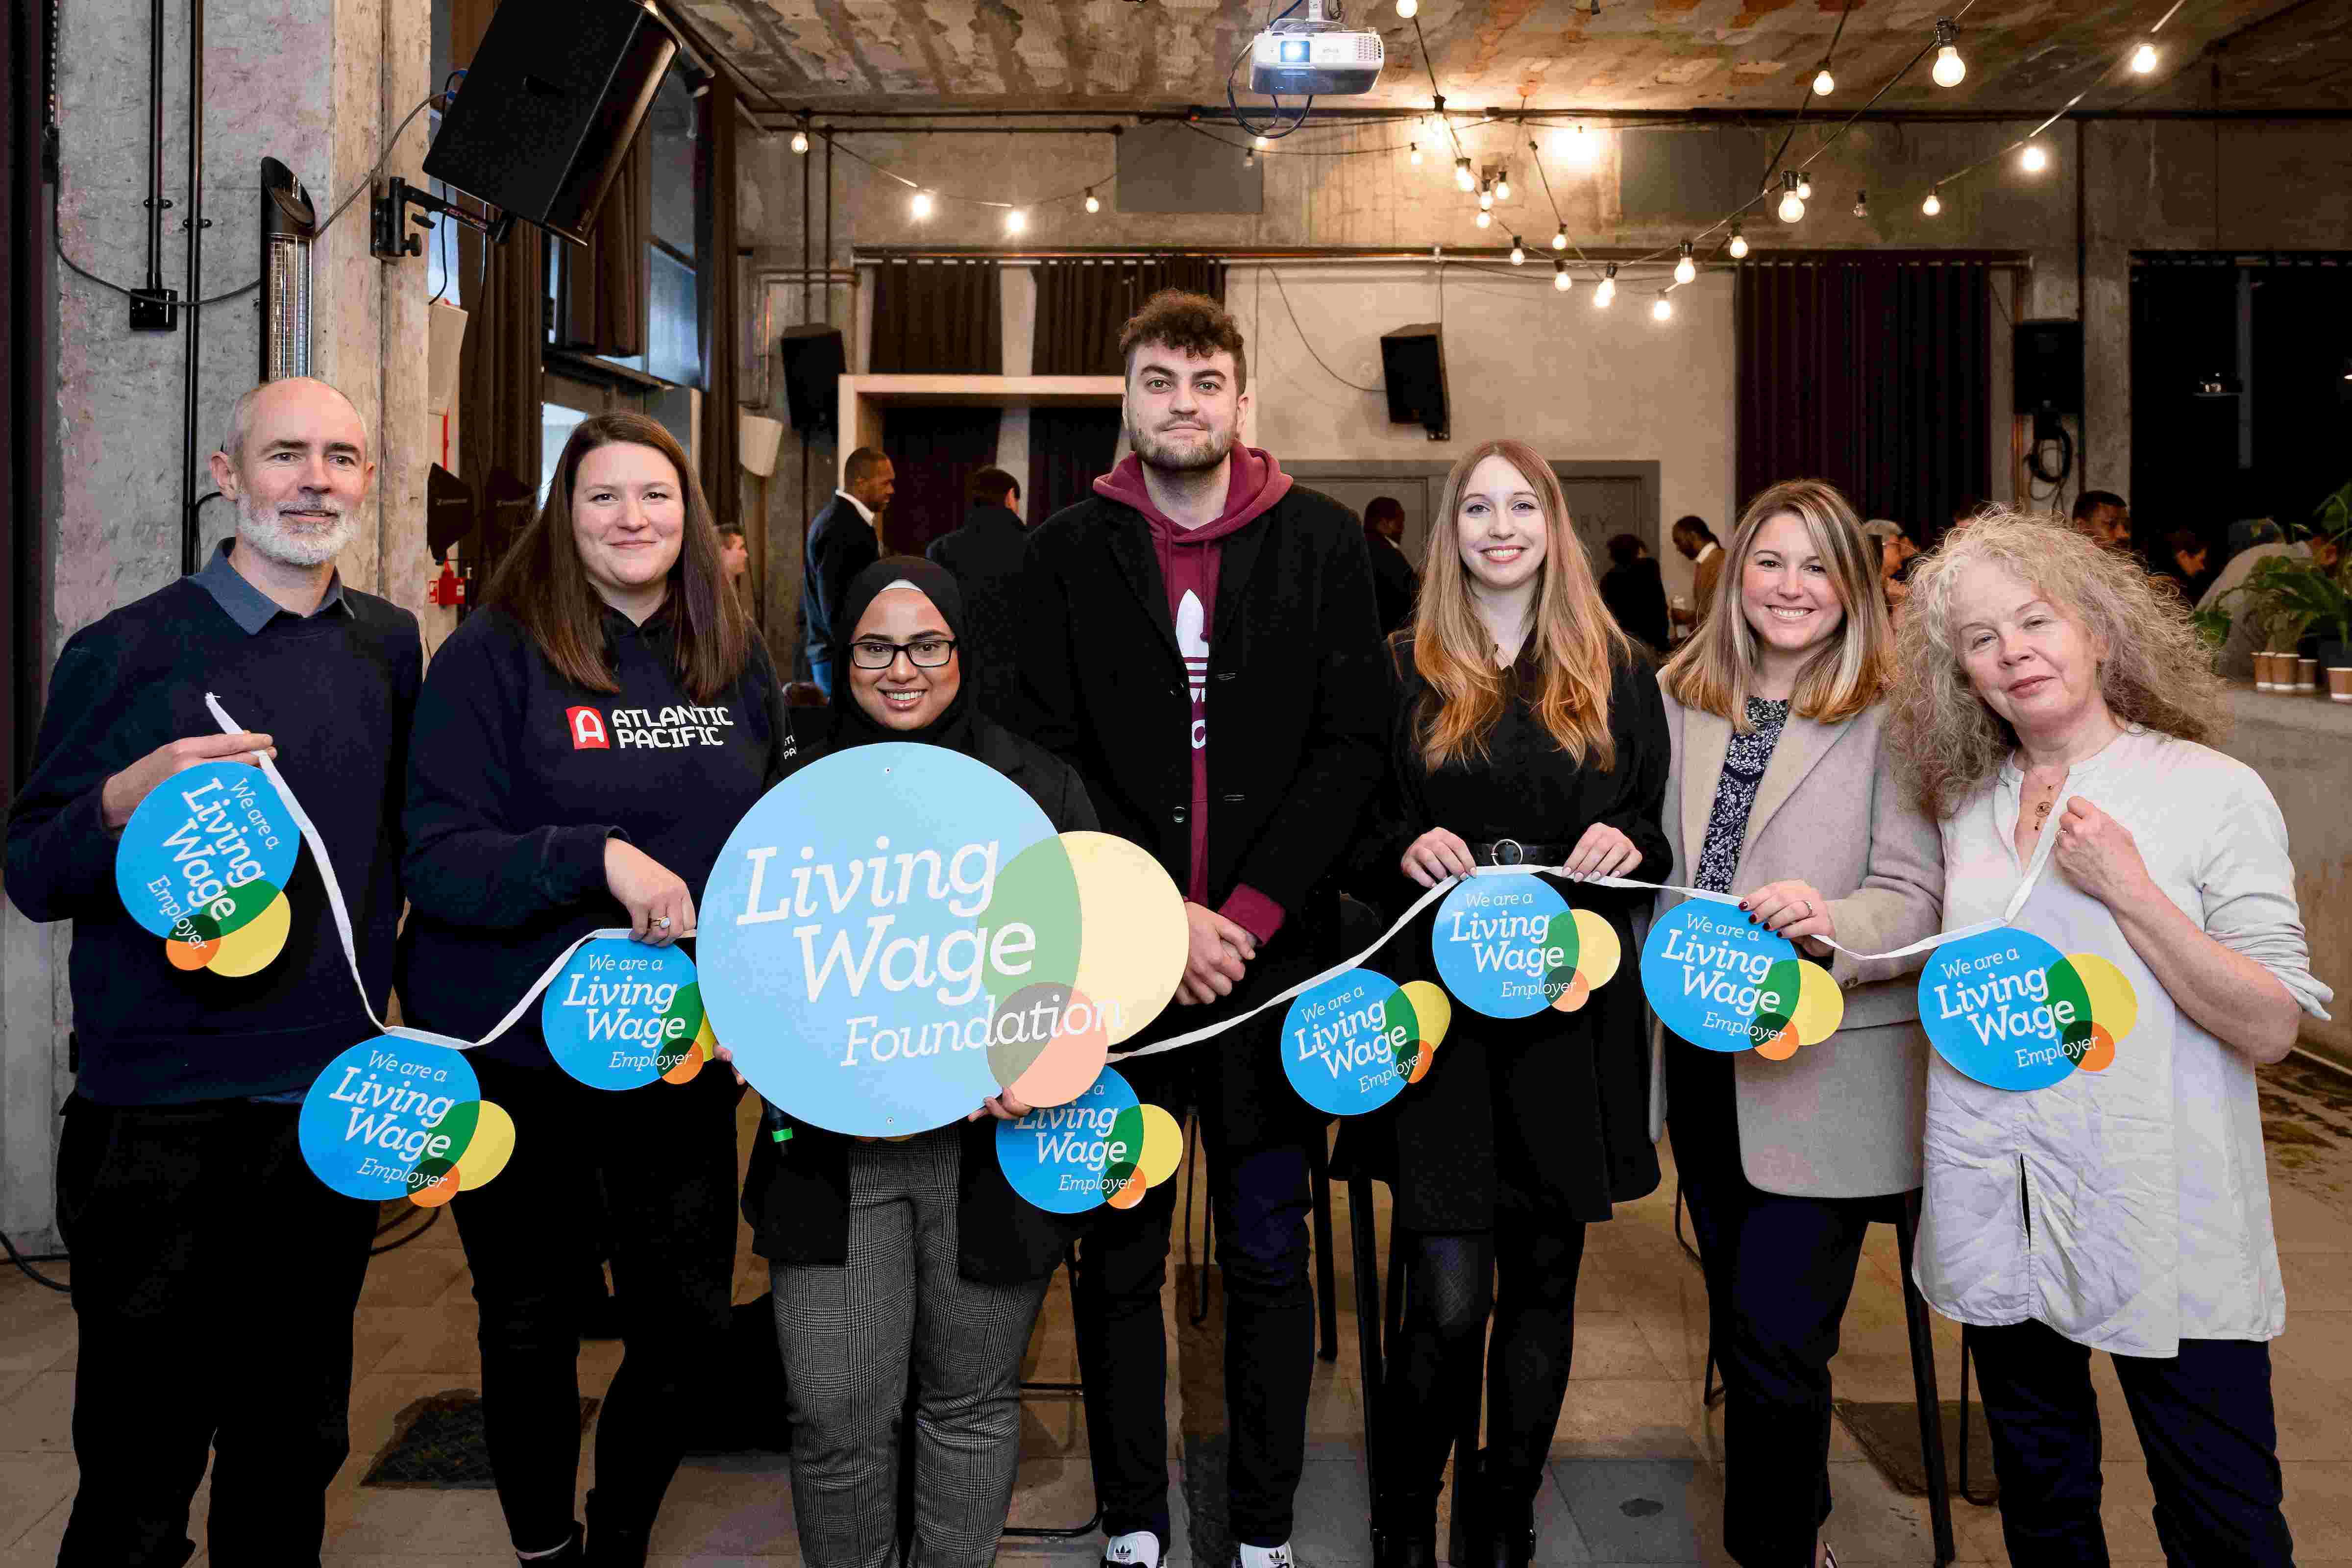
[539,939,704,1090]
[696,745,1066,1138]
[113,759,298,944]
[299,1036,485,1201]
[996,1066,1142,1214]
[1918,926,2085,1091]
[1431,875,1578,1019]
[1642,902,1802,1053]
[1279,967,1417,1116]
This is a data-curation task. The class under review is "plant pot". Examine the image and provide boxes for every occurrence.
[2254,651,2280,690]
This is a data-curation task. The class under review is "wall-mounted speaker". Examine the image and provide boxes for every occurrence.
[424,0,677,245]
[778,326,847,435]
[2014,319,2083,416]
[1379,323,1449,441]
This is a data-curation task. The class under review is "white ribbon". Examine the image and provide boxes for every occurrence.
[207,693,632,1054]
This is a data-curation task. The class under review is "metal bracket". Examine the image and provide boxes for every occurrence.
[371,174,511,262]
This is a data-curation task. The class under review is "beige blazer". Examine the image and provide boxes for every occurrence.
[1650,686,1944,1198]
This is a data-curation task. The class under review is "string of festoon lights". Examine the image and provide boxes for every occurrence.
[780,0,2190,320]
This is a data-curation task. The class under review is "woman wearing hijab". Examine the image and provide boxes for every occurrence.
[743,556,1097,1568]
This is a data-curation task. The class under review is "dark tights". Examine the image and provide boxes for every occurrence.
[1376,1211,1588,1526]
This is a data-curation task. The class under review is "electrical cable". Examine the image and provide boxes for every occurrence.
[1261,265,1383,392]
[52,90,442,310]
[821,135,1113,214]
[1,1228,70,1293]
[1225,0,1314,142]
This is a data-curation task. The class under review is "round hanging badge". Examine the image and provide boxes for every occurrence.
[539,938,709,1090]
[1640,902,1844,1058]
[298,1037,515,1205]
[1277,967,1453,1116]
[113,759,300,976]
[1432,873,1621,1019]
[995,1066,1184,1214]
[698,745,1187,1138]
[1917,926,2138,1090]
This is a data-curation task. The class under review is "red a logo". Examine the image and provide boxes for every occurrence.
[566,707,610,749]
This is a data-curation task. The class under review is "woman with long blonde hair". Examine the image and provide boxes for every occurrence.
[1353,439,1668,1568]
[1652,478,1942,1568]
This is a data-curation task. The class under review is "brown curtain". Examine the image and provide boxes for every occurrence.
[869,260,1002,373]
[552,130,649,357]
[5,0,55,798]
[1737,253,1993,544]
[883,407,1002,557]
[454,0,546,577]
[1033,257,1227,376]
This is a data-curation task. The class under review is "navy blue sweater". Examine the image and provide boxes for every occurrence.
[396,604,792,1067]
[5,576,421,1104]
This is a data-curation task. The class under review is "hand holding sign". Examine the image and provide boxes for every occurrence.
[114,758,301,977]
[102,731,275,831]
[1642,902,1843,1059]
[1743,879,1836,958]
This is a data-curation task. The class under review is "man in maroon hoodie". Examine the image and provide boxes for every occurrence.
[1014,292,1388,1568]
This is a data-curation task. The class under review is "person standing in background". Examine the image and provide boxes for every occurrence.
[1669,515,1724,637]
[5,377,421,1568]
[1599,531,1672,653]
[1364,495,1421,633]
[717,523,750,592]
[800,446,895,697]
[927,466,1032,720]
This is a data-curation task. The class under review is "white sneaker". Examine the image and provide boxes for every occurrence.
[1103,1530,1161,1568]
[1234,1544,1296,1568]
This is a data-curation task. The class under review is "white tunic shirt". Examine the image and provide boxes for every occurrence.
[1914,728,2332,1358]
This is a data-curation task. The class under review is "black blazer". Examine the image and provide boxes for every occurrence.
[1600,557,1671,655]
[1013,482,1389,1144]
[742,714,1100,1285]
[1368,532,1421,633]
[926,504,1030,722]
[800,493,881,669]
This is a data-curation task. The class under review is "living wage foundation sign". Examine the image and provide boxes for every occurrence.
[114,759,300,976]
[698,745,1190,1138]
[1916,926,2138,1090]
[1432,874,1622,1018]
[1641,902,1844,1057]
[299,1037,515,1206]
[539,939,716,1090]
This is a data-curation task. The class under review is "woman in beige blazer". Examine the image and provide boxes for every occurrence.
[1652,479,1943,1568]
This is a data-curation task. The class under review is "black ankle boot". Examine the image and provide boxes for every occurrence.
[517,1524,584,1564]
[1468,1452,1537,1568]
[1371,1515,1438,1568]
[583,1491,651,1568]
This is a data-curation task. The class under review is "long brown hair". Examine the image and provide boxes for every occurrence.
[486,412,749,700]
[1412,439,1630,772]
[1660,477,1892,730]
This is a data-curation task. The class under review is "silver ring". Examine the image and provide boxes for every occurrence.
[1797,901,1811,920]
[654,915,673,931]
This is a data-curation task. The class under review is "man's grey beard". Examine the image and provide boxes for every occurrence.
[236,488,355,567]
[1127,419,1235,476]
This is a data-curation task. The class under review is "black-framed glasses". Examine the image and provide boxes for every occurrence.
[848,635,958,670]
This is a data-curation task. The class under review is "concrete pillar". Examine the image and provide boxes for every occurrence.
[3,0,436,1246]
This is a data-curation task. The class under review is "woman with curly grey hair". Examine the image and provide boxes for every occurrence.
[1893,508,2331,1564]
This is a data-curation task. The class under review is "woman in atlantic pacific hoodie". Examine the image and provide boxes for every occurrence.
[398,412,791,1568]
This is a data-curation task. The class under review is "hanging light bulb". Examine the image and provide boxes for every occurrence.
[910,190,933,219]
[1410,142,1423,167]
[1478,184,1494,211]
[1653,295,1674,321]
[1004,208,1028,235]
[1728,226,1749,259]
[1777,171,1806,223]
[1084,189,1101,214]
[2132,41,2158,74]
[1510,236,1526,265]
[1243,148,1256,169]
[1921,187,1942,217]
[1396,0,1418,16]
[1475,210,1491,229]
[1254,134,1270,150]
[1852,188,1869,218]
[1594,263,1617,307]
[1813,65,1835,96]
[1932,19,1965,87]
[1553,261,1571,292]
[1552,225,1568,250]
[1796,174,1813,202]
[1495,173,1512,201]
[2020,142,2050,172]
[1455,157,1475,192]
[790,127,810,155]
[1674,241,1696,285]
[1563,123,1597,168]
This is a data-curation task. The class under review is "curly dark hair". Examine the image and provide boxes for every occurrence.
[1117,289,1248,391]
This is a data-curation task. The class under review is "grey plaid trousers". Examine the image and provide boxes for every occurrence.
[772,1130,1053,1568]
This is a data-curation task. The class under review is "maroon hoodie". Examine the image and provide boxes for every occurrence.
[1092,446,1293,944]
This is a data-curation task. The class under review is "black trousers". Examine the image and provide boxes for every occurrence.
[449,1057,739,1552]
[1970,1318,2294,1567]
[1668,1046,1881,1568]
[1070,1115,1315,1549]
[54,1095,376,1568]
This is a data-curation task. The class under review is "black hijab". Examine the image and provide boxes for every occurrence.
[826,555,981,755]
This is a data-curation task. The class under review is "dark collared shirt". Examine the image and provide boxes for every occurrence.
[193,538,353,633]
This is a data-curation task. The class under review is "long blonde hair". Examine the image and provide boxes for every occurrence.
[1412,439,1631,771]
[1893,507,2229,818]
[1660,478,1892,730]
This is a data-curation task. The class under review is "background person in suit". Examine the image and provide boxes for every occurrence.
[799,446,895,696]
[1654,478,1942,1568]
[926,467,1030,720]
[1363,494,1421,632]
[1669,515,1724,637]
[1598,531,1671,653]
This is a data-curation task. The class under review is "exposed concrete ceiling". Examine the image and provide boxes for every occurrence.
[678,0,2352,116]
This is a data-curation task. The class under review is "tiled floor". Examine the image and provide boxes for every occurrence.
[8,1056,2352,1565]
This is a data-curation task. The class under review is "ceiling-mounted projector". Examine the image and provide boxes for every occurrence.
[1250,0,1384,96]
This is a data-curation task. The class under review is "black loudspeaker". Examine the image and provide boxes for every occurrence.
[423,0,677,246]
[1379,323,1449,441]
[2014,319,2083,416]
[426,465,476,563]
[778,326,847,435]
